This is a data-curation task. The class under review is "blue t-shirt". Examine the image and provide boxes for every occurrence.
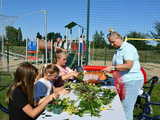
[112,42,143,82]
[34,78,53,102]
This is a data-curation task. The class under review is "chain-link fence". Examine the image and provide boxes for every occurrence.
[0,11,47,72]
[0,14,18,72]
[90,40,160,79]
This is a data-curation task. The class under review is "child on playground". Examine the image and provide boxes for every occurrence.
[7,62,59,120]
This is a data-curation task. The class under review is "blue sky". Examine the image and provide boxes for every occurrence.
[0,0,160,40]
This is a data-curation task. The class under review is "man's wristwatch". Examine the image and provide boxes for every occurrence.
[112,66,117,71]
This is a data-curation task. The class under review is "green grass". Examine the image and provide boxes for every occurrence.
[91,48,113,61]
[139,50,160,63]
[5,46,26,55]
[133,82,160,119]
[150,84,160,116]
[0,72,13,120]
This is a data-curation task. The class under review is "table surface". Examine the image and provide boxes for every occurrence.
[36,86,126,120]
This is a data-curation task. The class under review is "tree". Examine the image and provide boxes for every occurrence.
[157,43,160,49]
[21,38,26,46]
[47,32,55,41]
[47,32,62,42]
[151,21,160,39]
[151,21,160,49]
[126,32,150,50]
[92,31,107,48]
[17,27,23,46]
[36,32,42,39]
[5,26,19,46]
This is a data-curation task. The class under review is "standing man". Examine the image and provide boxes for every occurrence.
[103,31,144,120]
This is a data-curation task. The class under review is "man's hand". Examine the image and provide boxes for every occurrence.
[102,66,115,72]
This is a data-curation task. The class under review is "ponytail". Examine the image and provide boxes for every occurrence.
[107,29,122,40]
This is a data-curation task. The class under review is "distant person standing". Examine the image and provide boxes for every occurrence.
[103,31,144,120]
[54,33,67,53]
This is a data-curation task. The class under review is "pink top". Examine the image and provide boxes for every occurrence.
[56,65,73,76]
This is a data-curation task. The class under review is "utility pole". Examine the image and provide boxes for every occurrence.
[41,10,48,64]
[44,10,48,64]
[86,0,90,65]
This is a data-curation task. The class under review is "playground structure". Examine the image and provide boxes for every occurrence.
[0,1,160,119]
[64,21,87,67]
[25,21,87,68]
[0,13,90,73]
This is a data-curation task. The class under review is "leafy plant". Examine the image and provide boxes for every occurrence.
[48,82,116,117]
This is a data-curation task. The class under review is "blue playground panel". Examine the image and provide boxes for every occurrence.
[27,40,37,51]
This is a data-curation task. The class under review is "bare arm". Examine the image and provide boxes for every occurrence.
[115,60,133,71]
[103,60,133,72]
[22,94,57,118]
[61,72,79,81]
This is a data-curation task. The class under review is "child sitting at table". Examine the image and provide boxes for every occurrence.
[34,64,63,104]
[7,62,59,120]
[54,52,79,81]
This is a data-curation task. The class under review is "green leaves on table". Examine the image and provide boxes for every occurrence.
[48,82,116,117]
